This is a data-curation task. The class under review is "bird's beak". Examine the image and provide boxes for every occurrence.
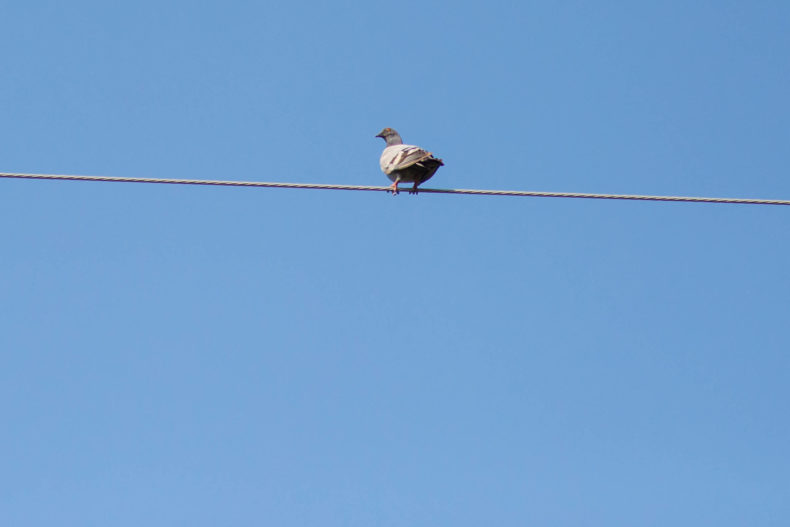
[375,132,384,138]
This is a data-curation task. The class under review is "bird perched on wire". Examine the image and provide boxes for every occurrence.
[375,128,444,195]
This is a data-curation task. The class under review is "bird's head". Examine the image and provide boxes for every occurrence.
[375,127,403,146]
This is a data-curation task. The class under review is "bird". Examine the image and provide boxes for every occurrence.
[375,128,444,195]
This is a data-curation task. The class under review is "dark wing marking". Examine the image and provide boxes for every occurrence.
[388,146,435,171]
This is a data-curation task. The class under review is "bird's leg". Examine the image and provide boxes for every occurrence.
[389,179,400,195]
[408,182,419,195]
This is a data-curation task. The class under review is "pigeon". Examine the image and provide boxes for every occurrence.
[375,128,444,195]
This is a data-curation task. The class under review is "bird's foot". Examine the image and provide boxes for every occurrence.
[408,185,419,195]
[389,183,400,195]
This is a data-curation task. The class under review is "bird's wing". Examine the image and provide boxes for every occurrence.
[380,144,435,174]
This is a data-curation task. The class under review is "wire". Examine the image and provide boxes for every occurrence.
[1,171,788,206]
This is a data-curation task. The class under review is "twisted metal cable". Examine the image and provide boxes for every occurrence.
[1,171,789,206]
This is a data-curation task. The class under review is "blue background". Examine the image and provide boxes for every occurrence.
[1,1,788,525]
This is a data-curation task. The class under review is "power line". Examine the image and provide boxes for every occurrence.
[1,171,788,206]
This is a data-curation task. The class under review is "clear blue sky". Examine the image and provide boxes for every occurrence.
[2,1,788,525]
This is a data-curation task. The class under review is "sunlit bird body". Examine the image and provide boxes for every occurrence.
[375,128,444,195]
